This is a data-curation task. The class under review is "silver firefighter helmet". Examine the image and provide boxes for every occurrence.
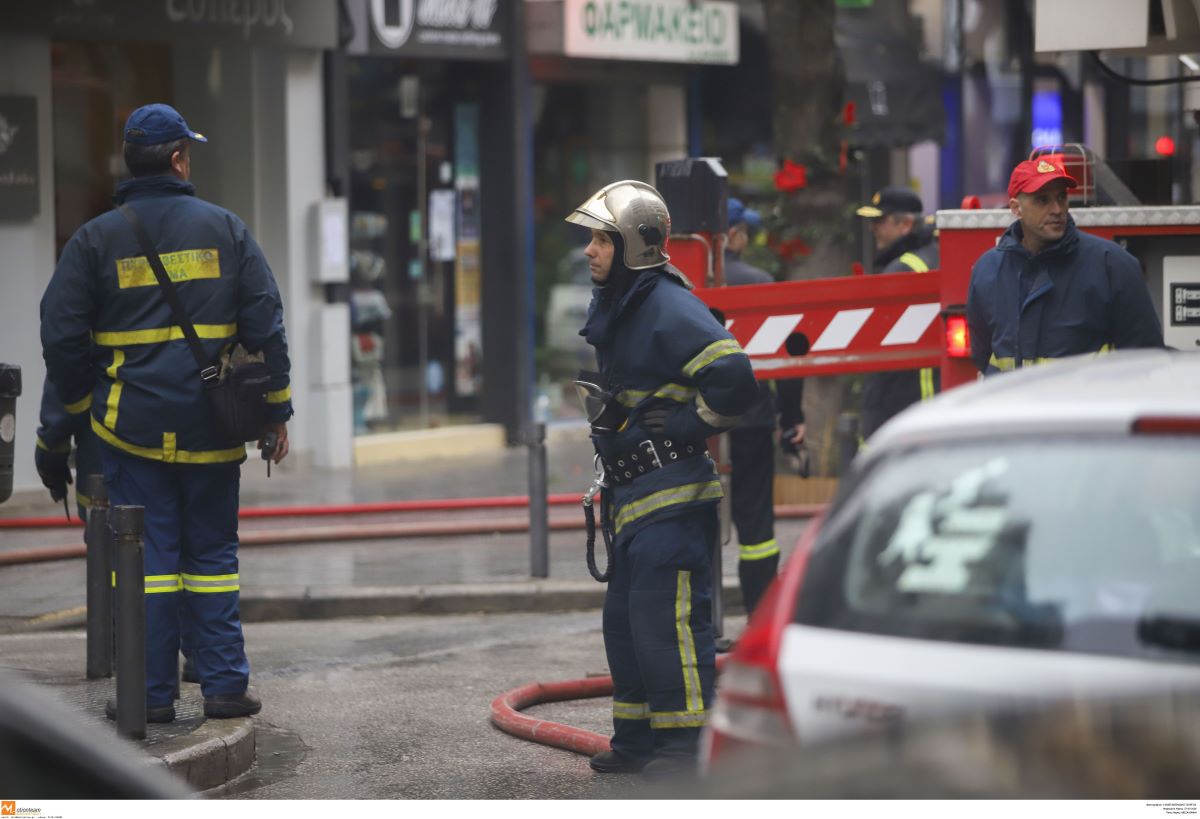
[565,180,671,270]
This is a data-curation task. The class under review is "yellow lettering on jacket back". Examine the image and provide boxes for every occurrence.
[116,249,221,288]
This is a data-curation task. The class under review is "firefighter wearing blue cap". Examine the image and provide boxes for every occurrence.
[40,103,292,723]
[856,186,940,440]
[723,199,805,615]
[569,181,758,776]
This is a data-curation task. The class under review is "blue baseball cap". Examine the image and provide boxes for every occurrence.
[123,103,208,146]
[728,198,762,231]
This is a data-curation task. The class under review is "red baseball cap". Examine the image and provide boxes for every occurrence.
[1007,155,1078,199]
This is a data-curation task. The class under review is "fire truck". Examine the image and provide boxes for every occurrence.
[656,148,1200,401]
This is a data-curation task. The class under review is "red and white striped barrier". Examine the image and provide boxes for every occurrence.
[698,270,945,379]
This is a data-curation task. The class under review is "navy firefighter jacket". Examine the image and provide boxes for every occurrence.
[40,175,293,464]
[966,217,1163,375]
[582,265,758,544]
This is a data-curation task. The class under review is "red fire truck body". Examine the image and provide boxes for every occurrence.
[675,204,1200,391]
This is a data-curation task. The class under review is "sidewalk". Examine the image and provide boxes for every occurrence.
[0,421,812,794]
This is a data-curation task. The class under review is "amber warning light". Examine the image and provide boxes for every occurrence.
[944,313,970,358]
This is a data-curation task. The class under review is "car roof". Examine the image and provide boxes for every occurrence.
[866,350,1200,455]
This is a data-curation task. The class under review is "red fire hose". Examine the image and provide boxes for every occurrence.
[0,502,822,567]
[490,676,614,757]
[490,656,731,757]
[0,493,584,530]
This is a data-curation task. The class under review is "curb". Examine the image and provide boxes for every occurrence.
[238,581,745,623]
[5,582,747,632]
[239,581,608,622]
[149,717,256,792]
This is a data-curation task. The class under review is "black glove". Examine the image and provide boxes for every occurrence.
[780,426,810,477]
[35,447,72,502]
[780,426,802,456]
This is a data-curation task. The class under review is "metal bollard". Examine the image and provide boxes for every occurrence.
[112,505,146,740]
[527,422,549,578]
[836,412,861,477]
[84,475,113,679]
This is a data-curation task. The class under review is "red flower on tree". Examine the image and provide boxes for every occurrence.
[775,237,811,261]
[773,159,808,193]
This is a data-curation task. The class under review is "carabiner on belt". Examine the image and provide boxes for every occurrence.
[582,454,613,582]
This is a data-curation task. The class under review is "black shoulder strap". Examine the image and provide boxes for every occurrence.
[116,203,219,386]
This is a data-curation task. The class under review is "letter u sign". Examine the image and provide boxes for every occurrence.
[371,0,415,48]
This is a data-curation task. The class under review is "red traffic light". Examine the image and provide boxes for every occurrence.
[1155,135,1176,156]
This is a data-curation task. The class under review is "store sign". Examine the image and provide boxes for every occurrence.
[354,0,508,60]
[563,0,738,65]
[0,0,337,49]
[0,97,39,221]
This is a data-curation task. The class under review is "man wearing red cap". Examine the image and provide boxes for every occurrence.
[966,156,1162,375]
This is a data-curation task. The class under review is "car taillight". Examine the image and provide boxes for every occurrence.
[705,521,819,768]
[1132,416,1200,435]
[944,313,970,358]
[707,636,794,757]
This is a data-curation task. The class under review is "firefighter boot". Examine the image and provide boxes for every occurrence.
[589,750,650,774]
[204,691,262,718]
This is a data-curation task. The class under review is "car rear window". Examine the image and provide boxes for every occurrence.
[795,437,1200,663]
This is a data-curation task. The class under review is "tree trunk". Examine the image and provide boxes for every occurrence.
[763,0,852,476]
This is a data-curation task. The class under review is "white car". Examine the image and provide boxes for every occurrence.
[705,350,1200,764]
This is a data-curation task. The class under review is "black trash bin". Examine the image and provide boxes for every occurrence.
[0,363,21,504]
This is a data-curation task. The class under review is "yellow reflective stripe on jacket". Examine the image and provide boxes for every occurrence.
[93,323,237,347]
[739,539,779,562]
[91,416,246,464]
[613,701,650,720]
[104,350,125,429]
[613,480,723,535]
[675,570,703,714]
[898,252,930,273]
[682,339,744,378]
[116,248,220,289]
[266,385,291,404]
[695,394,739,428]
[65,393,92,414]
[919,367,935,401]
[36,436,71,454]
[649,710,708,729]
[182,573,240,593]
[617,383,697,408]
[144,574,183,594]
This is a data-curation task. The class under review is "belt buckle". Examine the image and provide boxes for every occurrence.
[637,439,662,469]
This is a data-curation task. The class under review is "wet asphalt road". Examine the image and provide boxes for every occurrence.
[218,610,746,799]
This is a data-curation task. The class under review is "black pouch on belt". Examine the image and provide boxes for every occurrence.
[202,353,270,443]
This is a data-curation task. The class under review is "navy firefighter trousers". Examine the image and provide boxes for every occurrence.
[603,506,718,760]
[101,447,248,707]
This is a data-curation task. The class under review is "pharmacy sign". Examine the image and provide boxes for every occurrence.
[563,0,738,65]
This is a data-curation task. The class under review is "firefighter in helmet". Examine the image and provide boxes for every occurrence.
[569,180,758,776]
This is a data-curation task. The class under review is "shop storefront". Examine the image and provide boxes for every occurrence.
[0,0,342,489]
[526,0,740,417]
[337,0,509,436]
